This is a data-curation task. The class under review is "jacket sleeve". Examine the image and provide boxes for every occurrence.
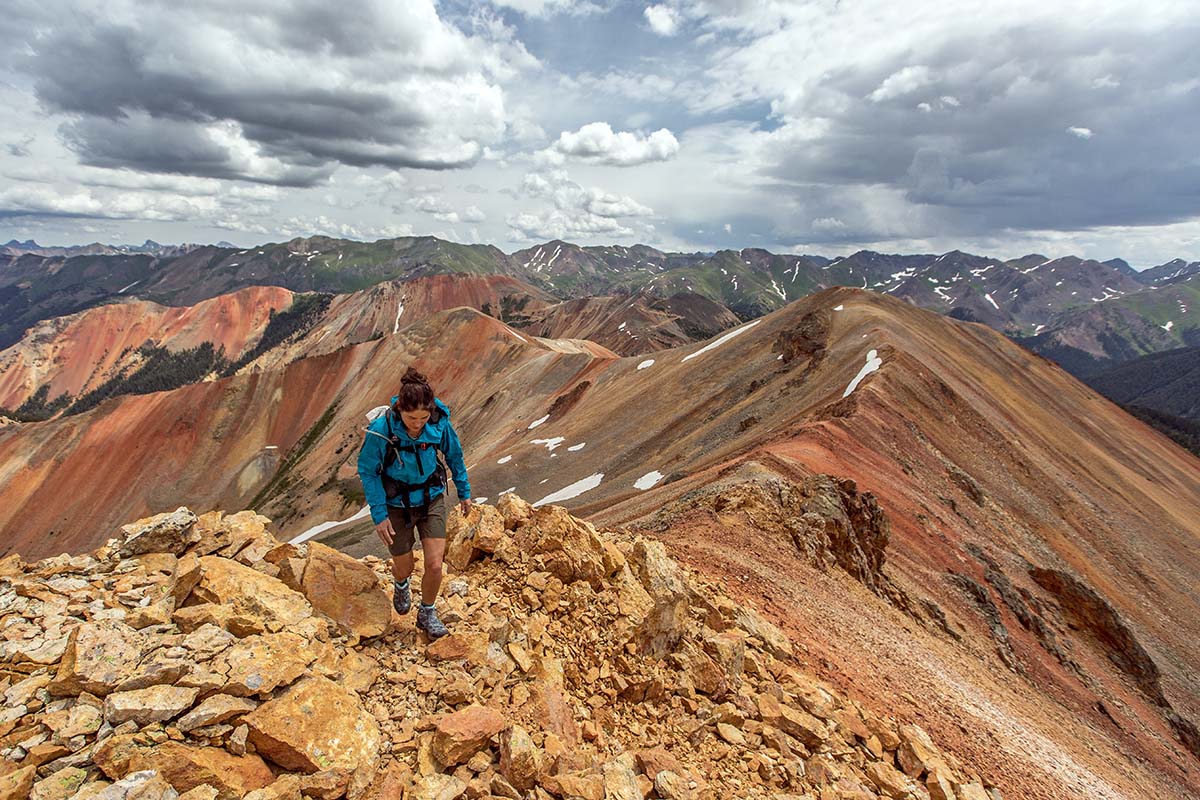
[440,422,471,500]
[357,428,390,525]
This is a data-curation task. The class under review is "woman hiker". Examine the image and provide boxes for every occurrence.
[357,367,472,639]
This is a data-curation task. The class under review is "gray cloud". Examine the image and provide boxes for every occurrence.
[741,17,1200,241]
[7,0,527,186]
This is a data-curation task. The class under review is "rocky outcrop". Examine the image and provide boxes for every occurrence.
[634,468,904,604]
[1029,567,1163,703]
[773,309,829,366]
[0,496,1001,800]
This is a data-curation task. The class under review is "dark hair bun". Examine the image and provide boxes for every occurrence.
[396,366,435,412]
[401,367,430,385]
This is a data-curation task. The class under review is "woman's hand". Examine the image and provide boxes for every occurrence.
[375,518,395,548]
[459,499,472,516]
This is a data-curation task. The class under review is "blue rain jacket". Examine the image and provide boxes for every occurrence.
[357,396,470,525]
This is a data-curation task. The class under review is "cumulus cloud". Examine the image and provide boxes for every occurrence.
[1067,126,1094,139]
[812,217,846,233]
[407,193,488,224]
[869,66,932,103]
[4,0,533,186]
[549,122,680,166]
[280,216,415,241]
[507,168,654,240]
[645,5,682,35]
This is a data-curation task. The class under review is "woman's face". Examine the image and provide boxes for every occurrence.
[400,408,430,432]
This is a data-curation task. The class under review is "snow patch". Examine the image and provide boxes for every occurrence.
[118,280,141,293]
[497,455,513,464]
[532,437,566,451]
[393,299,405,334]
[1162,321,1174,331]
[843,349,883,398]
[984,293,999,310]
[527,415,550,429]
[682,320,763,362]
[833,304,844,311]
[567,443,586,451]
[533,473,604,507]
[291,505,371,545]
[634,471,665,490]
[637,359,655,370]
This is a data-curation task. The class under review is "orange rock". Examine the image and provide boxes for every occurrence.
[865,760,915,799]
[212,632,314,697]
[0,765,36,800]
[432,704,509,767]
[446,504,507,570]
[48,620,145,697]
[300,542,391,640]
[243,676,381,775]
[104,741,274,800]
[529,675,579,748]
[426,633,489,666]
[499,724,541,790]
[756,693,827,748]
[189,556,313,635]
[495,494,532,531]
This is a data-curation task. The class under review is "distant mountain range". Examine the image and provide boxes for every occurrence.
[1,234,1196,385]
[1,238,223,258]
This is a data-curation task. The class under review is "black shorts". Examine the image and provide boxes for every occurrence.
[385,493,447,556]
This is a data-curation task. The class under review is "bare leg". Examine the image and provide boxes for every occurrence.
[391,551,414,583]
[420,537,446,605]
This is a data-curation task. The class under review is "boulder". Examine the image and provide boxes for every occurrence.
[189,556,313,636]
[514,505,612,588]
[601,759,642,800]
[498,724,541,791]
[897,722,943,776]
[103,685,199,726]
[244,675,381,776]
[757,693,827,748]
[300,542,390,640]
[119,507,199,557]
[628,539,689,657]
[30,767,88,800]
[177,694,258,733]
[217,511,277,561]
[432,705,509,767]
[83,770,179,800]
[866,761,915,799]
[49,621,145,697]
[0,553,23,577]
[446,504,507,570]
[211,632,314,697]
[97,740,274,800]
[408,774,466,800]
[0,765,37,800]
[495,494,532,530]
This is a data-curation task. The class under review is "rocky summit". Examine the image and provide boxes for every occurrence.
[0,495,1002,800]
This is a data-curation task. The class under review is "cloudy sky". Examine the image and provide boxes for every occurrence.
[1,0,1197,265]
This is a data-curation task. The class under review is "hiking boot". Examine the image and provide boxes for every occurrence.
[416,603,449,639]
[392,579,411,615]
